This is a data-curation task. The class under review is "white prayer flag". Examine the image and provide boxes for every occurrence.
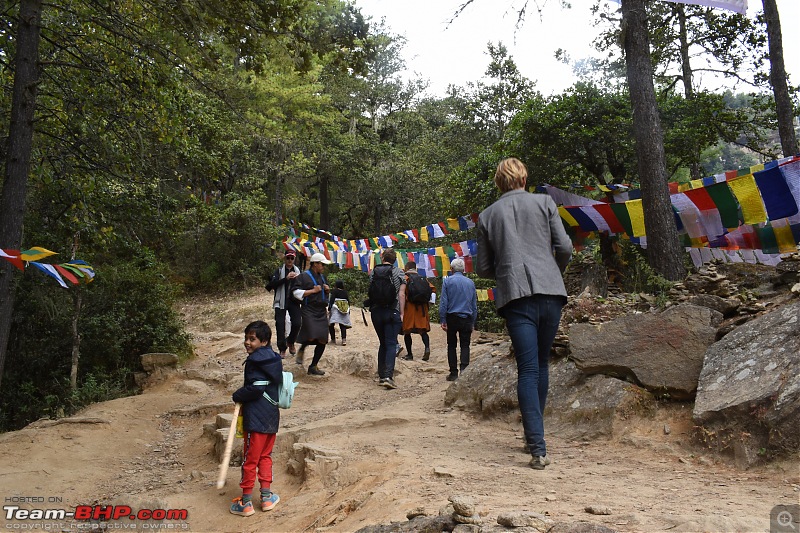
[607,0,746,15]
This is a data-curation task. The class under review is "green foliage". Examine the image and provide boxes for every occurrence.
[0,253,191,431]
[172,193,282,290]
[619,241,676,300]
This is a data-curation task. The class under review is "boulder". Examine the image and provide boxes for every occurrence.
[444,347,647,440]
[569,304,721,399]
[693,301,800,465]
[687,294,740,317]
[140,352,179,372]
[443,343,517,415]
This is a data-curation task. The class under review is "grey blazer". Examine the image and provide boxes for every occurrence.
[475,189,573,310]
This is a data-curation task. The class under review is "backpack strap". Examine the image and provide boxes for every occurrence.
[306,271,328,303]
[252,380,278,406]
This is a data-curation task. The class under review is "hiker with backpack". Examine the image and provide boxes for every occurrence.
[229,320,282,517]
[400,261,434,361]
[265,250,301,359]
[328,279,351,345]
[292,253,332,376]
[475,157,572,471]
[439,257,478,382]
[366,248,406,389]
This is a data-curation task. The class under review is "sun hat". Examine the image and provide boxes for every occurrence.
[310,252,331,264]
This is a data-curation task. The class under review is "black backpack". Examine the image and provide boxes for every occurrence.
[406,272,432,304]
[368,264,396,307]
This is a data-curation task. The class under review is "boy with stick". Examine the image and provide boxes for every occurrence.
[229,320,282,516]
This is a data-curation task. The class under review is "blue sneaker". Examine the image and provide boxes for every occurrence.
[261,492,280,512]
[230,497,255,517]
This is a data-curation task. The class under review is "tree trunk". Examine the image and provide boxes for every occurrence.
[0,0,43,391]
[762,0,798,157]
[621,0,686,281]
[70,288,83,391]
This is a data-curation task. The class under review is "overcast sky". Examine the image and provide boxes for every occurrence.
[353,0,800,97]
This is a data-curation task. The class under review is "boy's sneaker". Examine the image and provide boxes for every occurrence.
[230,498,255,517]
[342,339,347,346]
[382,378,398,389]
[529,455,550,470]
[260,492,280,512]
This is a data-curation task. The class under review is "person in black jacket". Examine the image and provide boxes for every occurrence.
[230,321,283,517]
[265,250,301,358]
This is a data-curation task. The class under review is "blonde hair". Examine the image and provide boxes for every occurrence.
[495,157,528,193]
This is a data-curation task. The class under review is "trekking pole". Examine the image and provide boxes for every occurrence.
[361,307,368,327]
[216,402,241,489]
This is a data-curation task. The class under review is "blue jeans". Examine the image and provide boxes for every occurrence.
[371,306,402,379]
[502,295,564,457]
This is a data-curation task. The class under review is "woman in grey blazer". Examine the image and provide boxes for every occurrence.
[475,157,573,470]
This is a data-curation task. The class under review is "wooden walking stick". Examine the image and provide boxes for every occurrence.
[216,403,241,489]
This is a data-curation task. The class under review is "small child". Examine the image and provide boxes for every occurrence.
[328,279,352,345]
[229,320,282,517]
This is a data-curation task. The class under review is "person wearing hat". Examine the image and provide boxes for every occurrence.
[291,252,332,376]
[265,250,301,358]
[475,157,572,471]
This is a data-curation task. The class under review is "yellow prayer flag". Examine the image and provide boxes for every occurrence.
[626,199,646,237]
[397,254,405,270]
[558,206,579,227]
[438,247,450,275]
[690,179,704,189]
[477,289,488,302]
[446,218,460,231]
[20,247,57,261]
[728,175,767,224]
[773,222,796,253]
[749,163,765,174]
[420,227,429,241]
[678,182,692,193]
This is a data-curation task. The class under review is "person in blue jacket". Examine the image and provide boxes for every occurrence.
[229,321,283,517]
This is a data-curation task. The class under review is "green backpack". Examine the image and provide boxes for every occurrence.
[252,371,297,409]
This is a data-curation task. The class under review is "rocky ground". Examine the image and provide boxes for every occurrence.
[1,272,799,533]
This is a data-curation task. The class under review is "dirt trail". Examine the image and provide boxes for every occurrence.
[0,289,797,533]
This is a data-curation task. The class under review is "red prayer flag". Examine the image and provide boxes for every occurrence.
[54,264,80,284]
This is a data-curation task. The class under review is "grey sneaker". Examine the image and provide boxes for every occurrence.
[382,378,398,389]
[529,455,550,470]
[295,347,305,365]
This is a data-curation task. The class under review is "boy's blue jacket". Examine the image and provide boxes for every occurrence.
[233,346,282,434]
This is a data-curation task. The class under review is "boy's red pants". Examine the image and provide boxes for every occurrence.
[239,431,276,493]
